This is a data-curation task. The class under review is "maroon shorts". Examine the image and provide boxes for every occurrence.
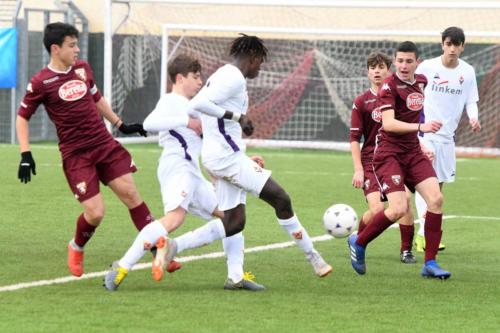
[62,140,137,202]
[362,161,380,196]
[373,149,436,194]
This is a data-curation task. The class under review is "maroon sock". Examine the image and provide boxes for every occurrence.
[357,210,394,247]
[399,224,414,252]
[358,217,367,234]
[129,202,154,231]
[424,211,443,262]
[74,214,97,248]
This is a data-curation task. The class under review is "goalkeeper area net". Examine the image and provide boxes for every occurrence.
[107,1,500,156]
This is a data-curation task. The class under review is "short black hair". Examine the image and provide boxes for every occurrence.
[43,22,79,54]
[229,33,268,61]
[366,51,392,69]
[168,54,201,83]
[395,41,419,59]
[442,26,465,45]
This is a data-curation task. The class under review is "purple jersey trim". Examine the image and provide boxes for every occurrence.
[169,130,192,161]
[217,118,240,152]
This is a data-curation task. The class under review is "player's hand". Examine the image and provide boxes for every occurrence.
[18,151,36,184]
[352,169,364,188]
[420,120,442,133]
[119,123,148,137]
[239,115,254,136]
[420,144,435,161]
[187,117,203,136]
[469,118,481,132]
[251,155,265,168]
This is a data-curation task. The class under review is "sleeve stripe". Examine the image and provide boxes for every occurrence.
[90,85,98,94]
[350,128,360,131]
[379,104,392,110]
[20,102,27,108]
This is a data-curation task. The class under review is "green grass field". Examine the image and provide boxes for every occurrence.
[1,143,499,332]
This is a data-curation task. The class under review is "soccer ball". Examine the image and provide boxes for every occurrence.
[323,204,358,238]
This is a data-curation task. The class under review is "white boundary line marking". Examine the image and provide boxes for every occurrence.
[1,215,499,293]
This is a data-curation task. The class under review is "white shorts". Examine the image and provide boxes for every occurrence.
[203,152,272,211]
[158,155,217,221]
[420,137,456,183]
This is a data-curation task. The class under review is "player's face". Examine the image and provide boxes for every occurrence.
[394,52,418,82]
[367,63,390,86]
[246,56,264,79]
[183,71,203,98]
[442,37,464,61]
[53,36,80,67]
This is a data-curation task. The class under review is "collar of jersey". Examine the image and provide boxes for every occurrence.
[47,64,73,74]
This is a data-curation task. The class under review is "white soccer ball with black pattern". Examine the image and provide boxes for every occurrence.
[323,204,358,238]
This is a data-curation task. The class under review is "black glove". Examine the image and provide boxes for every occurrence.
[18,151,36,184]
[119,123,147,137]
[239,115,254,136]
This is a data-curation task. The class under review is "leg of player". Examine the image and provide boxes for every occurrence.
[359,192,385,233]
[415,187,446,253]
[349,191,407,275]
[67,193,105,277]
[259,178,332,278]
[103,208,185,291]
[398,188,416,264]
[108,173,154,231]
[414,177,450,280]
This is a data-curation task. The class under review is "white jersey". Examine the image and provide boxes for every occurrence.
[195,64,249,165]
[143,92,202,169]
[416,56,479,142]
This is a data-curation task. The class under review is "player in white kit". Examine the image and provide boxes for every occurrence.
[153,34,333,285]
[414,27,481,252]
[104,54,264,291]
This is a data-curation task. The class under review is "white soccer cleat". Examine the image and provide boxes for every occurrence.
[306,250,333,277]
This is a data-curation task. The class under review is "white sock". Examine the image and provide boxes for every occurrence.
[175,218,226,254]
[278,214,313,255]
[415,191,427,237]
[222,232,244,282]
[118,220,167,270]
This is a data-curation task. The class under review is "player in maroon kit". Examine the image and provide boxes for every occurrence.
[15,22,177,277]
[348,41,451,279]
[350,51,416,264]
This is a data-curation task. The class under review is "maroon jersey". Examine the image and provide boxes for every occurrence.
[350,88,382,164]
[18,60,113,159]
[376,73,427,152]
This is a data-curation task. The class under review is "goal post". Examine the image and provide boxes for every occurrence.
[106,1,500,157]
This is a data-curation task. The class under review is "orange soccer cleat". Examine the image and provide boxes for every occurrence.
[67,242,84,277]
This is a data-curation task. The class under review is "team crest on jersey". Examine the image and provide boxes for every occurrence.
[364,179,370,189]
[391,175,401,186]
[406,92,424,111]
[76,181,87,195]
[59,80,87,101]
[459,75,464,85]
[371,107,382,123]
[75,68,87,82]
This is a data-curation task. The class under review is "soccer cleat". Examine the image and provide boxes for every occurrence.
[414,235,446,252]
[67,242,84,277]
[400,250,417,264]
[348,234,366,275]
[167,260,182,273]
[421,260,451,280]
[223,272,266,291]
[152,236,178,282]
[306,249,333,277]
[103,261,129,291]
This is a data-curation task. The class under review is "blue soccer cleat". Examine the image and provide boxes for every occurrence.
[348,234,366,275]
[421,260,451,280]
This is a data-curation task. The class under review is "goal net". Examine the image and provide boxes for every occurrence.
[107,1,500,156]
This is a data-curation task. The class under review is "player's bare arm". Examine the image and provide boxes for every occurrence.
[382,109,442,134]
[95,97,147,137]
[350,141,364,188]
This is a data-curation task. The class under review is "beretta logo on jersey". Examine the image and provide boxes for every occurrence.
[371,107,382,123]
[406,92,424,111]
[59,80,87,101]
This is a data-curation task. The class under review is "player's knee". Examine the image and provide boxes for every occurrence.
[224,215,246,236]
[428,192,444,211]
[85,207,105,225]
[388,202,407,220]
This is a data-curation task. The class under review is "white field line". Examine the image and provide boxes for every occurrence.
[1,215,499,293]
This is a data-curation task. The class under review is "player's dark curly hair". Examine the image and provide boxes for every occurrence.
[229,33,268,61]
[43,22,79,54]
